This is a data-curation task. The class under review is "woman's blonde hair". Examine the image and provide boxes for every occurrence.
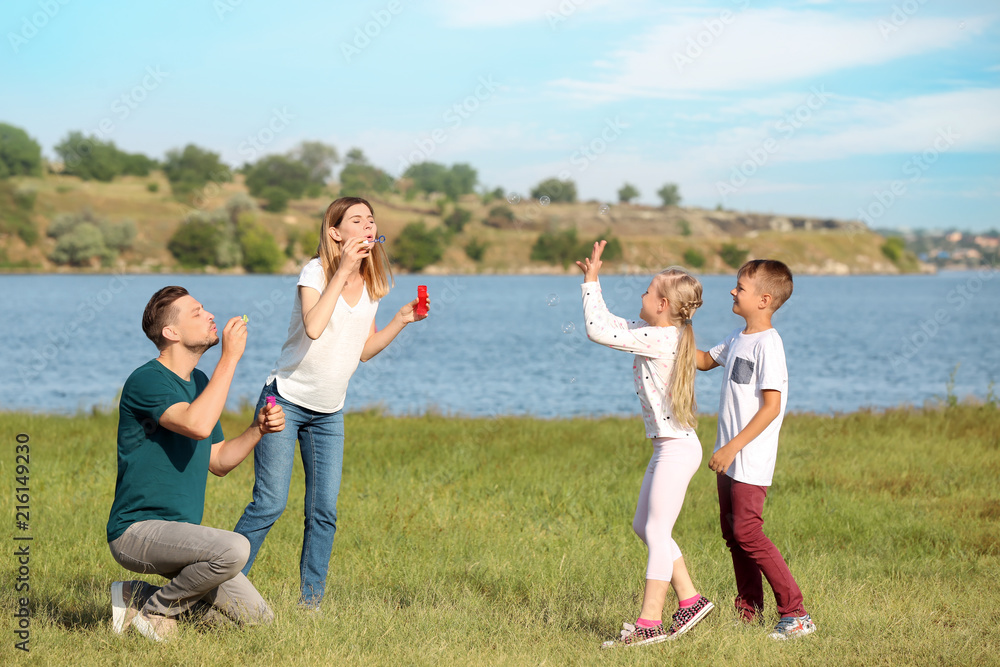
[315,197,393,301]
[652,267,704,429]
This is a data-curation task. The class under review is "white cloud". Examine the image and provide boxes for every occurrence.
[552,9,987,98]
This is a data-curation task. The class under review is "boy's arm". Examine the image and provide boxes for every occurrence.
[708,389,781,473]
[696,349,719,371]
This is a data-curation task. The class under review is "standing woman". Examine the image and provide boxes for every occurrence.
[234,196,428,609]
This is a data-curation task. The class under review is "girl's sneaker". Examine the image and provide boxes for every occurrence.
[600,621,669,649]
[768,614,816,640]
[667,595,715,639]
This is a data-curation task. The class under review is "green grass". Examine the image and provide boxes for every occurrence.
[2,405,998,665]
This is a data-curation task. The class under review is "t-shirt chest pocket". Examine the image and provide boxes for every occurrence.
[730,357,754,385]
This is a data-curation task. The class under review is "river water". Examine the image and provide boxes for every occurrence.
[3,270,998,417]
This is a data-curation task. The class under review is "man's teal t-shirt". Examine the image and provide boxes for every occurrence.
[106,359,224,543]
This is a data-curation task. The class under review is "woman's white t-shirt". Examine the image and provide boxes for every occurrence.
[267,258,379,413]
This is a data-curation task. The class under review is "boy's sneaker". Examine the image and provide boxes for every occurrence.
[600,621,669,649]
[768,614,816,640]
[667,595,715,639]
[111,580,144,634]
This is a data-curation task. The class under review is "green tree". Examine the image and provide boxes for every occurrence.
[443,206,472,233]
[261,186,291,213]
[657,183,681,207]
[288,140,338,185]
[162,144,231,201]
[46,209,134,262]
[881,236,906,262]
[683,248,705,269]
[99,218,136,252]
[245,155,310,199]
[618,183,640,204]
[530,178,577,203]
[464,237,489,262]
[344,147,368,165]
[54,132,122,182]
[443,163,478,200]
[168,218,222,268]
[484,204,515,228]
[391,221,445,272]
[50,223,109,266]
[403,162,449,197]
[719,243,749,269]
[404,162,478,200]
[0,123,43,178]
[531,228,580,268]
[237,214,283,273]
[0,181,38,244]
[339,163,394,197]
[120,152,158,177]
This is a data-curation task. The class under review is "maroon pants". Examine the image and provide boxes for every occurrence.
[717,474,806,619]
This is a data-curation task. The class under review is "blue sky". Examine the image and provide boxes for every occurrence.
[2,0,998,230]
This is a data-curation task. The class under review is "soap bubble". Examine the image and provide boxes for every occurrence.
[539,196,551,206]
[546,293,560,306]
[599,205,610,215]
[562,321,576,334]
[507,193,521,205]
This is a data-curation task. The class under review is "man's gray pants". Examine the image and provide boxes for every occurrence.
[109,520,273,625]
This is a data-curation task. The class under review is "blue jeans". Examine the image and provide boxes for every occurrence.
[233,381,344,605]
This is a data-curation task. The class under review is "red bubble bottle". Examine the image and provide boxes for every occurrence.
[416,285,428,317]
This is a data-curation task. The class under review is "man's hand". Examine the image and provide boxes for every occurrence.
[575,240,606,282]
[220,316,248,363]
[709,443,737,474]
[257,403,285,436]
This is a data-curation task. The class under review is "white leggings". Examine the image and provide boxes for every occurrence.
[632,435,703,582]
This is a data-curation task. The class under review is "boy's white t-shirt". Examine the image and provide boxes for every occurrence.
[709,327,788,486]
[267,258,379,413]
[581,281,697,439]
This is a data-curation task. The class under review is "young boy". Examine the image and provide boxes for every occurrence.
[696,259,815,640]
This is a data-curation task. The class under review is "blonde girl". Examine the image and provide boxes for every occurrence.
[576,241,714,648]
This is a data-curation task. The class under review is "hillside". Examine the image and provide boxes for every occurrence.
[0,172,922,275]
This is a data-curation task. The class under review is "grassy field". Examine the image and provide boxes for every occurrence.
[2,404,998,665]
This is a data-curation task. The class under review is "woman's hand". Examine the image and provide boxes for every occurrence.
[335,237,372,278]
[397,297,430,324]
[575,240,606,283]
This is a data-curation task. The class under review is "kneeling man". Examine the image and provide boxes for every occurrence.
[107,286,284,641]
